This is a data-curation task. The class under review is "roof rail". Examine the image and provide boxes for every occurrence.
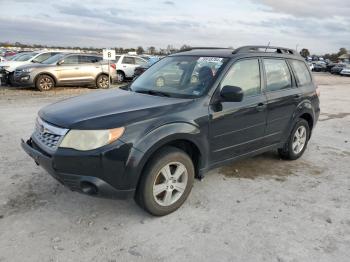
[177,47,231,53]
[233,46,299,56]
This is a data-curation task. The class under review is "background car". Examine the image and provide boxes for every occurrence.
[308,62,314,71]
[113,54,147,82]
[0,51,60,84]
[312,61,327,72]
[340,65,350,76]
[331,63,347,74]
[325,62,336,72]
[133,57,161,79]
[13,53,117,91]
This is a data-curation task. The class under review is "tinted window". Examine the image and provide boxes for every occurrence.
[221,59,261,97]
[80,55,102,63]
[63,55,79,64]
[264,59,292,92]
[122,56,135,64]
[290,60,312,85]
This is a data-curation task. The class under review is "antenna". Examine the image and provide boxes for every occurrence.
[265,42,271,52]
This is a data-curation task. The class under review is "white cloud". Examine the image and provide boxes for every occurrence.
[0,0,349,53]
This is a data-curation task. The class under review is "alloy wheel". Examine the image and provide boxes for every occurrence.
[292,126,307,154]
[39,77,53,90]
[153,162,188,206]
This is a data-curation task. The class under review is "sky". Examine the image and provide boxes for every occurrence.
[0,0,349,54]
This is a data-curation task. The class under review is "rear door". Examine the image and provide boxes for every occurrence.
[78,55,103,83]
[209,58,268,163]
[262,58,301,145]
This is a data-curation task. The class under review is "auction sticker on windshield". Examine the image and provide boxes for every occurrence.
[198,57,223,62]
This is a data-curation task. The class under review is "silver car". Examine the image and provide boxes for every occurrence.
[14,53,117,91]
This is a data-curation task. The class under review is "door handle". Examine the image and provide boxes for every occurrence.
[256,103,266,111]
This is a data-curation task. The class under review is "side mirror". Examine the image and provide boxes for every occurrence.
[220,85,243,102]
[57,59,64,65]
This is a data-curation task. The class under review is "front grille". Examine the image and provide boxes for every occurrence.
[32,118,68,153]
[33,130,61,148]
[14,69,22,77]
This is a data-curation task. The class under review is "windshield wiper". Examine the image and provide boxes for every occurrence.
[134,89,170,97]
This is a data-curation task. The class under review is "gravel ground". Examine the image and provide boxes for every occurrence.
[0,73,349,262]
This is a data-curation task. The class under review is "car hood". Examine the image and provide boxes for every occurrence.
[16,63,54,70]
[0,61,31,72]
[39,89,191,129]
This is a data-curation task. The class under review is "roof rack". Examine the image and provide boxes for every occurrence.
[233,45,299,56]
[177,47,231,53]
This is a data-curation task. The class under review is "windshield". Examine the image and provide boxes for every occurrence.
[6,53,25,61]
[41,53,66,64]
[130,55,228,98]
[13,52,38,61]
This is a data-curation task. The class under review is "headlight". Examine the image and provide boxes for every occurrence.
[21,68,33,73]
[59,127,125,151]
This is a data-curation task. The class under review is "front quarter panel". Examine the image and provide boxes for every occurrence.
[122,121,209,190]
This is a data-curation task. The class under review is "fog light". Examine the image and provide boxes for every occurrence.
[21,76,30,81]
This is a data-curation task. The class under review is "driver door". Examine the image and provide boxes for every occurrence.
[209,58,267,163]
[56,55,82,83]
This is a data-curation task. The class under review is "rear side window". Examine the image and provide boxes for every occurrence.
[221,59,261,97]
[264,59,292,92]
[81,56,102,63]
[290,60,312,86]
[122,56,135,64]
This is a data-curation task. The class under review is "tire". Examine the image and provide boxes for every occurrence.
[116,71,125,83]
[135,147,195,216]
[35,74,55,91]
[96,74,109,89]
[278,119,310,160]
[8,72,14,86]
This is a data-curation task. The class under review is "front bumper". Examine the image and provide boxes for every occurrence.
[21,138,136,199]
[13,72,34,87]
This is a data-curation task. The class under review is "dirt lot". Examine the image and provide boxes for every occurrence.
[0,73,349,262]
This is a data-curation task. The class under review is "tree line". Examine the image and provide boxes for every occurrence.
[0,42,193,55]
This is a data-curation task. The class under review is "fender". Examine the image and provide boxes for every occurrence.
[281,99,315,143]
[34,72,58,85]
[123,122,209,190]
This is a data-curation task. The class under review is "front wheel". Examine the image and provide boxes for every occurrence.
[135,147,194,216]
[278,119,310,160]
[35,74,55,91]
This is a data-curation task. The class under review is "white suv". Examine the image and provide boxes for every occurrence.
[114,55,147,82]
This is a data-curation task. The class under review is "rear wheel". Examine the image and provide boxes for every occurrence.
[278,119,310,160]
[116,71,125,83]
[135,147,194,216]
[35,74,55,91]
[96,74,109,89]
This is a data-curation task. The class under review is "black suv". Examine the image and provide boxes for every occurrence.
[22,46,320,216]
